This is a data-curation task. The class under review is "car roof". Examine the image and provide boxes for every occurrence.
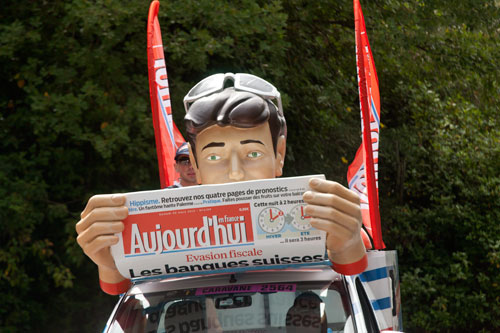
[127,266,343,295]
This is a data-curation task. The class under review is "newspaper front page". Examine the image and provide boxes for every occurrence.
[111,175,330,280]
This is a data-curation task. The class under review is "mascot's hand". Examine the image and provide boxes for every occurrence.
[76,194,128,273]
[303,178,366,265]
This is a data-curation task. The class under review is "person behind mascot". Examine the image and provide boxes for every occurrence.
[75,73,367,295]
[168,142,197,188]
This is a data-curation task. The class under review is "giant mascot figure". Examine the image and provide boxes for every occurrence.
[76,73,367,295]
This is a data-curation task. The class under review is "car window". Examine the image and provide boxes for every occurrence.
[107,280,352,333]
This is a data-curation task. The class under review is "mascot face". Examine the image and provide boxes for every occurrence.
[189,122,285,185]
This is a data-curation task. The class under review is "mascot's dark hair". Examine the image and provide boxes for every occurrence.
[184,88,286,165]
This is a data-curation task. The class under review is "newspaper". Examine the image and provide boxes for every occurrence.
[111,175,330,280]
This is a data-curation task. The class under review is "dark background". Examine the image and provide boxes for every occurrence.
[1,0,499,331]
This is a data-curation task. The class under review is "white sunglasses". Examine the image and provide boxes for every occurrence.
[183,73,283,115]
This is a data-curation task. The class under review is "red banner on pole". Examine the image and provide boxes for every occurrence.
[348,0,384,249]
[147,0,185,188]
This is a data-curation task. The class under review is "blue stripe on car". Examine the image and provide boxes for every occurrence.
[359,266,388,282]
[371,297,391,310]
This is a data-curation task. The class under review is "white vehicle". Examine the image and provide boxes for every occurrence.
[103,251,402,333]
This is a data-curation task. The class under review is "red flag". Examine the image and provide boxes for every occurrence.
[147,0,185,188]
[348,0,384,249]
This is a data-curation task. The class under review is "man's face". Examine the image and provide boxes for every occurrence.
[174,155,197,185]
[189,123,285,185]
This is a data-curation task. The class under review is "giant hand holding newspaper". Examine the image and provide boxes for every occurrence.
[76,194,128,285]
[111,175,330,279]
[303,178,366,266]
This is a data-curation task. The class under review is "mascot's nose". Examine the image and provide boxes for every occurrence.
[228,151,244,181]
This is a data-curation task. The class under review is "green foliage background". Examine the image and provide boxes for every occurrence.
[1,0,499,331]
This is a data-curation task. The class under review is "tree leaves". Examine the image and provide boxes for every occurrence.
[1,0,499,331]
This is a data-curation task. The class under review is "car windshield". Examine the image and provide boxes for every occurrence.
[107,279,352,333]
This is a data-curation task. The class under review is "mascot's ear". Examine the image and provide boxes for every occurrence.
[274,135,286,177]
